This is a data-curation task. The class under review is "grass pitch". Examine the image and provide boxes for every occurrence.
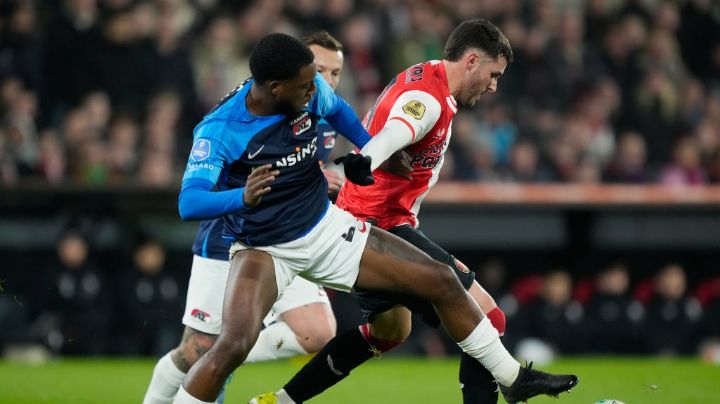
[0,356,717,403]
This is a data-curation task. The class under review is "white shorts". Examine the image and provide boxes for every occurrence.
[182,256,332,334]
[230,204,370,297]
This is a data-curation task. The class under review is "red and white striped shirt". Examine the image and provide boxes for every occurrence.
[337,60,457,229]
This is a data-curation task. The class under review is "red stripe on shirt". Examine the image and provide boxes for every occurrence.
[388,116,416,141]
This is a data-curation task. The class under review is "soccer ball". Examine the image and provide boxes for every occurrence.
[594,401,626,404]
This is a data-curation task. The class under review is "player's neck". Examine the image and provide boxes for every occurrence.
[246,85,275,116]
[442,59,463,100]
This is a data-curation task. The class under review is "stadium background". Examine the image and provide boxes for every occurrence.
[1,0,720,402]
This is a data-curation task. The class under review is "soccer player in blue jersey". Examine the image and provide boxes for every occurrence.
[143,32,348,404]
[172,33,577,404]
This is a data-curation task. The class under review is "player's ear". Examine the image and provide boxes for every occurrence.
[466,51,479,71]
[268,81,281,97]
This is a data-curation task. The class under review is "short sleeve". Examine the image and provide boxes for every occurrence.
[384,90,442,143]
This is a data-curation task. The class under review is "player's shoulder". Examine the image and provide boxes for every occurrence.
[397,60,445,94]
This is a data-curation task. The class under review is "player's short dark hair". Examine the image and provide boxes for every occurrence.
[442,19,513,63]
[249,33,315,84]
[303,31,344,52]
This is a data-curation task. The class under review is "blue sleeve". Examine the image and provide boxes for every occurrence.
[182,119,236,184]
[178,119,249,220]
[178,178,246,220]
[309,73,371,149]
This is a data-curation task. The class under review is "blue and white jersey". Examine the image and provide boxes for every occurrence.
[180,73,369,247]
[316,120,337,165]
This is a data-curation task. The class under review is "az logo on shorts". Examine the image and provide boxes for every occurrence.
[191,309,210,322]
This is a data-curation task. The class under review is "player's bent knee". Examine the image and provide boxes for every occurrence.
[172,327,218,372]
[214,336,255,368]
[300,325,336,353]
[428,261,465,296]
[369,308,411,342]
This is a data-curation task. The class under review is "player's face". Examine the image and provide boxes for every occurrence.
[272,63,318,115]
[459,52,507,106]
[309,44,344,91]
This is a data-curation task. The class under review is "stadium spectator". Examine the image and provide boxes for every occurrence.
[40,229,112,356]
[602,131,649,183]
[643,263,703,354]
[116,236,184,356]
[582,262,644,353]
[660,136,707,185]
[514,270,584,355]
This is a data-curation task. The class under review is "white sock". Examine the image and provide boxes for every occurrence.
[457,317,520,387]
[144,352,187,404]
[244,322,308,363]
[173,386,213,404]
[274,388,297,404]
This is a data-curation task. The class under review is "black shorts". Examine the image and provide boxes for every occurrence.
[355,224,475,328]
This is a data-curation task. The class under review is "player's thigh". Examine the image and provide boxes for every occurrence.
[468,280,497,313]
[369,305,412,341]
[221,249,278,342]
[182,255,229,335]
[389,225,475,290]
[356,227,461,298]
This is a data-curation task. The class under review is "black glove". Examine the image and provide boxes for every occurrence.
[334,153,375,185]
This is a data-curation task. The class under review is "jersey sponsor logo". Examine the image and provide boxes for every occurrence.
[290,111,311,136]
[358,221,368,233]
[187,162,216,173]
[405,64,425,83]
[190,139,211,161]
[402,100,426,120]
[191,308,210,322]
[247,145,265,159]
[275,137,318,167]
[411,154,441,169]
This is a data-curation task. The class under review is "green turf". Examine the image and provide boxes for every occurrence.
[0,356,717,403]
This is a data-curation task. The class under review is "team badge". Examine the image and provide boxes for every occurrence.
[323,131,336,149]
[402,100,426,120]
[290,112,312,136]
[190,139,211,161]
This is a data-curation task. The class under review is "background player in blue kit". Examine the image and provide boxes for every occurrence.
[172,33,577,404]
[143,32,349,404]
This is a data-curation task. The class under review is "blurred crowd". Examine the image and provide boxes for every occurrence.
[395,257,720,361]
[1,0,720,186]
[2,226,719,359]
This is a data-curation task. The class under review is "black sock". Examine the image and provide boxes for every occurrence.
[284,327,375,403]
[459,352,499,404]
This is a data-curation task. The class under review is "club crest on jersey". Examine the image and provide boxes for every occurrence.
[323,131,336,149]
[190,139,211,161]
[402,100,426,120]
[290,111,312,136]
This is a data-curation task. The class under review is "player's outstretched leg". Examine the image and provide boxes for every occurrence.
[175,249,279,404]
[355,227,578,402]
